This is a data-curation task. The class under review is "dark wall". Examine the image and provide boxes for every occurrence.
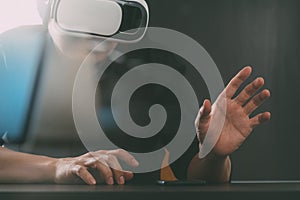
[147,0,300,180]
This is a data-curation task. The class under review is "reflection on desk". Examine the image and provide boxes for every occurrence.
[0,183,300,200]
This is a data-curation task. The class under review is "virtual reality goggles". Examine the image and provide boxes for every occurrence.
[48,0,149,43]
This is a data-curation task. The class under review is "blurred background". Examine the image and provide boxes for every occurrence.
[148,0,300,181]
[0,0,300,181]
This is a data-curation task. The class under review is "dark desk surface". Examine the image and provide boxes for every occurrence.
[1,182,300,200]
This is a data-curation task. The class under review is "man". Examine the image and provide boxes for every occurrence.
[0,0,270,185]
[0,65,270,185]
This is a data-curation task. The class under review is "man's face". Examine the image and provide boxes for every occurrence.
[48,21,118,61]
[66,36,118,61]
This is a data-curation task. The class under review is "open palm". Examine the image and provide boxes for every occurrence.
[195,67,271,157]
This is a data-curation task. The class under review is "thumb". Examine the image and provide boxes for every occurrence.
[196,100,211,143]
[199,99,211,122]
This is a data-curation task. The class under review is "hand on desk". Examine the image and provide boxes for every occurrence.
[54,149,139,185]
[0,147,138,185]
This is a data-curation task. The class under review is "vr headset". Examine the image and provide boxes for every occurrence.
[46,0,149,43]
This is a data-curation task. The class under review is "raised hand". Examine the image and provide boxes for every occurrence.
[195,66,271,157]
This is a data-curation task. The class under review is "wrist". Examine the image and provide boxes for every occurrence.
[201,150,228,164]
[47,157,59,184]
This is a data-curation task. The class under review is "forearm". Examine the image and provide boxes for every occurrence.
[187,152,231,183]
[0,147,57,183]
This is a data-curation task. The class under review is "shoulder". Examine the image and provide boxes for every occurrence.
[0,25,47,40]
[0,25,48,66]
[0,25,47,51]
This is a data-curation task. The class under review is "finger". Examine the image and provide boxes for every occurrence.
[234,77,264,105]
[196,99,211,125]
[112,169,134,183]
[83,157,98,168]
[121,170,134,180]
[250,112,271,128]
[199,99,211,120]
[225,66,252,98]
[109,149,139,167]
[95,161,114,185]
[195,100,211,142]
[105,154,129,185]
[72,165,96,185]
[244,89,271,115]
[84,157,114,185]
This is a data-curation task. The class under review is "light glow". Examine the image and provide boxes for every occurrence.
[0,0,42,34]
